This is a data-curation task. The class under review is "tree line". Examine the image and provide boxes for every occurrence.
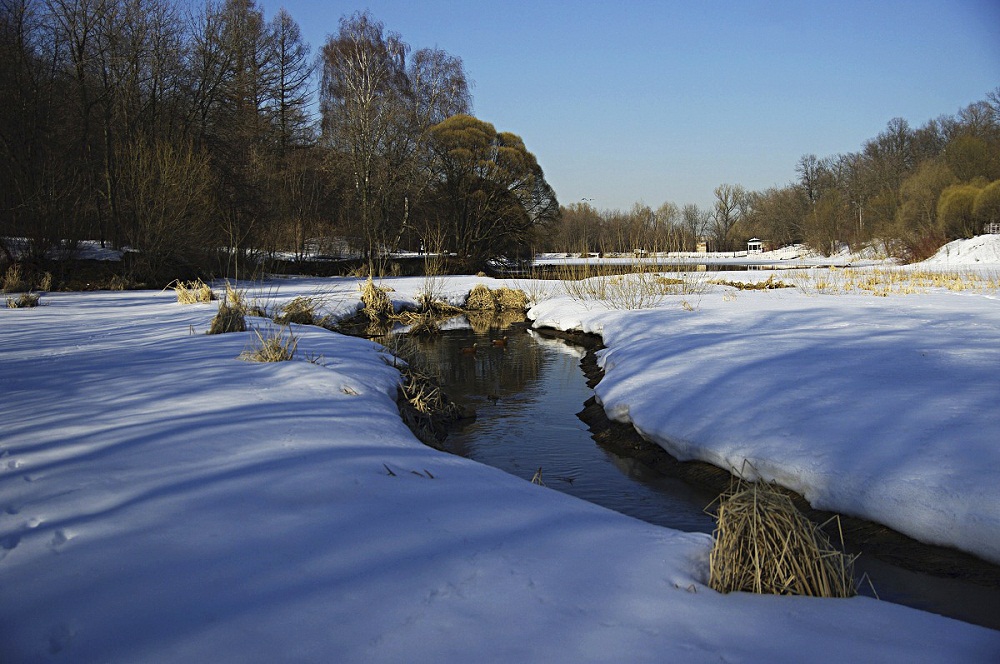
[542,90,1000,259]
[1,0,557,282]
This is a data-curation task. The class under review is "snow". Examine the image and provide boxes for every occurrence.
[2,242,1000,661]
[922,234,1000,266]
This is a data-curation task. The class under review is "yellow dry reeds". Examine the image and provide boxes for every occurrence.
[464,284,529,312]
[208,297,246,335]
[172,279,215,304]
[240,326,297,362]
[1,263,27,293]
[709,478,857,598]
[493,286,528,311]
[464,283,496,310]
[274,296,318,326]
[360,277,393,321]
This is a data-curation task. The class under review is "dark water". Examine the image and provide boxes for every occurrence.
[404,319,1000,631]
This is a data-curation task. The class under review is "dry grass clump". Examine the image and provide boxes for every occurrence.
[6,292,40,308]
[172,279,215,304]
[360,277,393,321]
[208,297,247,335]
[493,286,528,311]
[2,263,28,293]
[713,275,793,290]
[240,326,297,362]
[274,296,319,326]
[464,284,529,312]
[464,283,496,310]
[709,478,857,598]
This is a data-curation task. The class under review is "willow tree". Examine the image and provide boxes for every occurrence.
[319,12,470,263]
[425,114,557,269]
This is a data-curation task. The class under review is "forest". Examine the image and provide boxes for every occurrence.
[2,0,998,286]
[1,0,557,282]
[550,90,1000,259]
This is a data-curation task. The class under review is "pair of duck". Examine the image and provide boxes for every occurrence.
[460,336,508,355]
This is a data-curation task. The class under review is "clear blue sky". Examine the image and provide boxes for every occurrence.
[268,0,999,212]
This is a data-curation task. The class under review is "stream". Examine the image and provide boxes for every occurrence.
[401,316,1000,632]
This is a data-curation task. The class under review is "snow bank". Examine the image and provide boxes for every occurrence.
[920,234,1000,266]
[529,278,1000,566]
[2,288,998,661]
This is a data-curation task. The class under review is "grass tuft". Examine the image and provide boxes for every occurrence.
[208,296,247,335]
[172,279,215,304]
[464,284,529,312]
[6,292,40,308]
[360,277,393,321]
[709,477,857,598]
[240,326,297,362]
[274,296,319,326]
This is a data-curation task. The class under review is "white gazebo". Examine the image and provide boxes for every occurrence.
[747,238,763,254]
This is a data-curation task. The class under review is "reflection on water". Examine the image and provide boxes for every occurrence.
[403,316,1000,632]
[411,320,719,533]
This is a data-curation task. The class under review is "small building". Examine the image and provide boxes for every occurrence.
[984,222,1000,235]
[747,238,763,254]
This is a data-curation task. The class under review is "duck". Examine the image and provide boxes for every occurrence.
[491,336,509,348]
[460,343,478,355]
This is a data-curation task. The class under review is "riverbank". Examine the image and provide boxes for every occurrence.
[3,263,1000,661]
[533,324,1000,587]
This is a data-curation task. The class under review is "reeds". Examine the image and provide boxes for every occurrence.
[6,292,40,308]
[1,263,27,293]
[790,267,1000,297]
[360,277,393,321]
[240,326,297,362]
[709,477,857,598]
[171,279,215,304]
[464,284,529,312]
[274,296,319,326]
[208,293,247,335]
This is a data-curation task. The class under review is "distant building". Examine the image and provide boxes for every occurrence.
[747,238,763,254]
[984,222,1000,235]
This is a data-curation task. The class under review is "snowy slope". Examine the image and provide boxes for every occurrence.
[921,234,1000,266]
[2,289,998,662]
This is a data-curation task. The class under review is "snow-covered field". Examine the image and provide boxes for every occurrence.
[2,238,1000,661]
